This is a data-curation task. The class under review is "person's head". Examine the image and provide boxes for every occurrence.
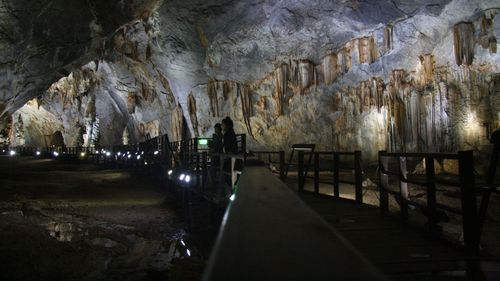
[214,123,222,134]
[221,117,233,132]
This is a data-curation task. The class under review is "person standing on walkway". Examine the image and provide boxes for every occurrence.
[210,123,224,154]
[221,117,238,154]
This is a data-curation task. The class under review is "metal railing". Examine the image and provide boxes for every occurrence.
[378,150,480,254]
[298,151,363,204]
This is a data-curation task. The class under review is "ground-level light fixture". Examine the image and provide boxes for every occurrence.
[136,155,141,160]
[127,155,132,159]
[168,170,173,176]
[154,150,159,155]
[117,152,122,156]
[36,151,41,156]
[53,151,59,157]
[184,175,191,183]
[80,152,86,157]
[179,174,185,181]
[9,150,16,156]
[106,152,111,157]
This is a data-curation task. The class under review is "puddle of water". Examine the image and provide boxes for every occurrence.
[46,221,77,242]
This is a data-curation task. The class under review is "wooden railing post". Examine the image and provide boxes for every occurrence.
[354,150,363,204]
[379,151,389,212]
[298,151,304,192]
[458,150,479,255]
[314,153,319,194]
[425,156,438,232]
[333,152,340,198]
[399,156,409,220]
[279,150,286,182]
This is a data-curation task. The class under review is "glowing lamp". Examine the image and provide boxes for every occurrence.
[9,150,16,156]
[198,139,208,145]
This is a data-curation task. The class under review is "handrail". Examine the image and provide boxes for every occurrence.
[203,162,386,281]
[378,150,480,255]
[298,150,363,204]
[250,150,286,181]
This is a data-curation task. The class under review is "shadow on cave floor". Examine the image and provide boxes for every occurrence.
[0,156,205,281]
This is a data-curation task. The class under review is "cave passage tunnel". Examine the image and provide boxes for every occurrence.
[0,0,500,281]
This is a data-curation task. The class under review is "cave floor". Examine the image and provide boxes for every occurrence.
[0,156,203,281]
[287,175,500,281]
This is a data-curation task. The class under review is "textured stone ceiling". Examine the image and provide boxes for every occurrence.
[1,0,500,162]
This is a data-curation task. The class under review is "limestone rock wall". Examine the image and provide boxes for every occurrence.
[4,0,500,163]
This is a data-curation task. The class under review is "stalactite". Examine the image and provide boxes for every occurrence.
[187,93,199,137]
[369,36,379,63]
[75,122,85,147]
[223,81,232,100]
[141,82,150,101]
[207,80,220,117]
[479,9,498,53]
[122,127,130,145]
[85,96,96,120]
[358,37,370,64]
[418,54,435,85]
[171,104,184,141]
[321,53,339,85]
[338,43,352,73]
[369,77,384,112]
[156,70,174,97]
[298,60,315,95]
[359,81,369,112]
[14,114,25,146]
[239,84,254,137]
[274,63,288,115]
[384,24,394,53]
[453,22,475,66]
[127,92,137,114]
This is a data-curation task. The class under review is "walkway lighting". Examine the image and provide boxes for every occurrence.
[9,150,16,156]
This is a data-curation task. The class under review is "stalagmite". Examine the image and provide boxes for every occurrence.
[187,93,199,137]
[453,22,475,66]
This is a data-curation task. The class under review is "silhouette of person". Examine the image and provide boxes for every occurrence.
[221,117,238,154]
[210,123,224,153]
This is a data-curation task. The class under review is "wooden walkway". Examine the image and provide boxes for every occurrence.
[297,191,500,281]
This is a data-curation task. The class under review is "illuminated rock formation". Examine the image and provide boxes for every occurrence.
[0,0,498,162]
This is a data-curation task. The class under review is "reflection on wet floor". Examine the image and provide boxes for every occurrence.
[0,157,205,281]
[47,221,76,242]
